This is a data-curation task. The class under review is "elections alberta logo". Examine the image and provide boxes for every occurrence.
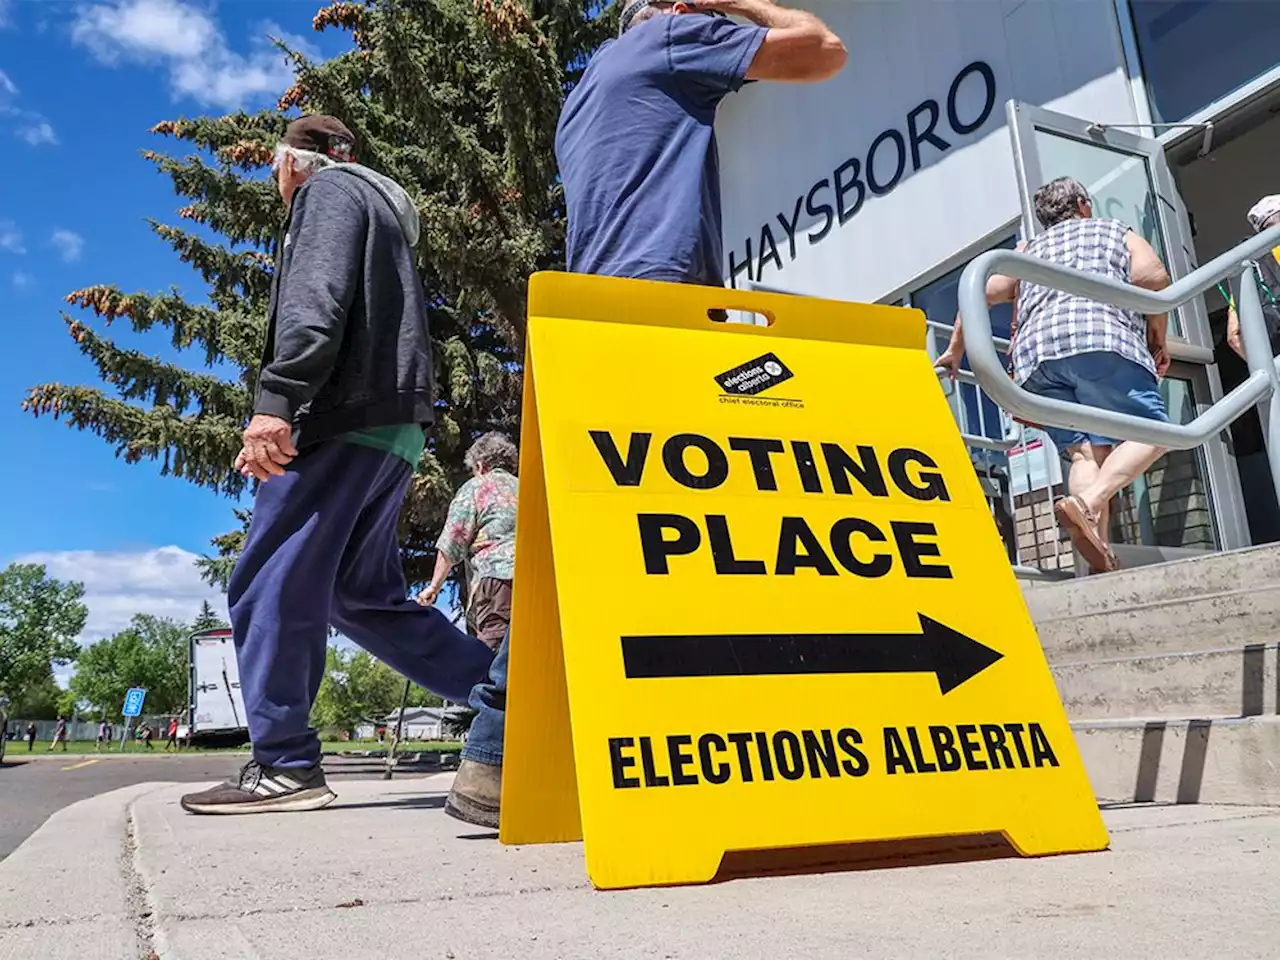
[715,352,800,408]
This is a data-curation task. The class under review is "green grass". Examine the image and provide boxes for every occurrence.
[5,740,249,757]
[320,739,461,754]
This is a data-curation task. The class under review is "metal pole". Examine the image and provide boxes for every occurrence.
[1010,421,1027,567]
[384,679,412,781]
[120,717,131,753]
[1041,434,1061,568]
[1134,474,1155,545]
[1234,264,1280,507]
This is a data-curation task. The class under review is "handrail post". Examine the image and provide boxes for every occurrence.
[1235,264,1280,507]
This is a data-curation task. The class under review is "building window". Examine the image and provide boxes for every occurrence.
[1128,0,1280,123]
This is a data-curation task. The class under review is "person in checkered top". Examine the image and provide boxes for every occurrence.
[936,176,1173,574]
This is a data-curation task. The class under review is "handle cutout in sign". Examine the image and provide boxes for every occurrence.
[708,307,773,327]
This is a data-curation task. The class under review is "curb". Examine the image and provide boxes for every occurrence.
[0,781,175,959]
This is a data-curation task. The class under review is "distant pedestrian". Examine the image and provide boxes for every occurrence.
[26,721,36,752]
[416,433,519,651]
[97,720,110,752]
[166,718,179,751]
[49,716,68,752]
[141,724,154,750]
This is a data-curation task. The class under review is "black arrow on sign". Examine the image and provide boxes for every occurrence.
[620,614,1003,694]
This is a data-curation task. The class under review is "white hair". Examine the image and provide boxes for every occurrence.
[273,143,337,176]
[464,432,519,475]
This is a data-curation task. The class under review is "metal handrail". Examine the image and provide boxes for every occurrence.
[925,318,1012,353]
[958,224,1280,493]
[960,432,1019,453]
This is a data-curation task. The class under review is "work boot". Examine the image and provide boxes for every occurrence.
[444,759,501,828]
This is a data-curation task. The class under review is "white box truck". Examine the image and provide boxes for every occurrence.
[187,628,249,746]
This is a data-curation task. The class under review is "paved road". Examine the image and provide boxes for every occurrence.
[0,753,439,860]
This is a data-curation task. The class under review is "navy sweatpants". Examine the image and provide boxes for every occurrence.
[230,440,496,769]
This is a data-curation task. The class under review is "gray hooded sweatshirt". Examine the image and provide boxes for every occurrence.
[255,163,434,447]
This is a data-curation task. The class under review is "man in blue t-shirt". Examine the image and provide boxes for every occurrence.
[442,2,845,831]
[556,0,846,287]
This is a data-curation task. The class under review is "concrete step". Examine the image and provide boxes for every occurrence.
[1023,540,1280,617]
[1025,542,1280,661]
[1019,544,1280,805]
[1050,641,1278,720]
[1072,716,1280,806]
[1035,584,1280,662]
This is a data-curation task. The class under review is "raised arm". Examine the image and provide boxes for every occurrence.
[691,0,846,82]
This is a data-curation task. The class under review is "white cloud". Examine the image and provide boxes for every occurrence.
[0,67,58,148]
[50,228,85,262]
[71,0,218,61]
[19,120,57,146]
[71,0,313,110]
[0,0,11,29]
[0,219,23,253]
[11,270,31,289]
[12,546,227,646]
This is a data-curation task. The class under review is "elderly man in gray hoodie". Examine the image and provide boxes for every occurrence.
[182,116,496,815]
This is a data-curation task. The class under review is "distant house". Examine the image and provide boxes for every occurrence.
[356,705,469,742]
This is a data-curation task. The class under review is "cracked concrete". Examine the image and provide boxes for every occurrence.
[123,805,159,959]
[3,776,1280,958]
[0,782,172,960]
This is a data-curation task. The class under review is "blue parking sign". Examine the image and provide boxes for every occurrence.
[122,687,147,717]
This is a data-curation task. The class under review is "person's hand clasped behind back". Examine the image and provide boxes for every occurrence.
[236,413,297,482]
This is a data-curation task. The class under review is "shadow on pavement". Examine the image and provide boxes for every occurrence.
[330,792,447,812]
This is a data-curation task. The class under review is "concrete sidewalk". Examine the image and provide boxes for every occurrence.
[2,774,1278,960]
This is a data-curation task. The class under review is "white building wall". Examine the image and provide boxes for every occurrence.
[716,0,1139,302]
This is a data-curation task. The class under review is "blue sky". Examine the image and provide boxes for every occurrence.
[0,1,351,646]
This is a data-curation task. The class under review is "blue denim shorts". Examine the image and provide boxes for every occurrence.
[1022,351,1168,457]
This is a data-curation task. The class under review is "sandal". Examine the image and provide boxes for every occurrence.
[1055,495,1116,573]
[1088,548,1120,577]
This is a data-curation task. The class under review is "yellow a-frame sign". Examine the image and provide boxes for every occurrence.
[500,272,1107,890]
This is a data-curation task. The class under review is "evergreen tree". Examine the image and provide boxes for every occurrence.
[23,0,613,588]
[192,600,229,632]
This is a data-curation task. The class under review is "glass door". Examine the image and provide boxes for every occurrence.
[1003,100,1251,555]
[1006,100,1203,344]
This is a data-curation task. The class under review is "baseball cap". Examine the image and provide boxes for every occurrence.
[282,115,357,162]
[1247,195,1280,233]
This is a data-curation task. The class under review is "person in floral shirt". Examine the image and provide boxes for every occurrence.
[417,433,518,650]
